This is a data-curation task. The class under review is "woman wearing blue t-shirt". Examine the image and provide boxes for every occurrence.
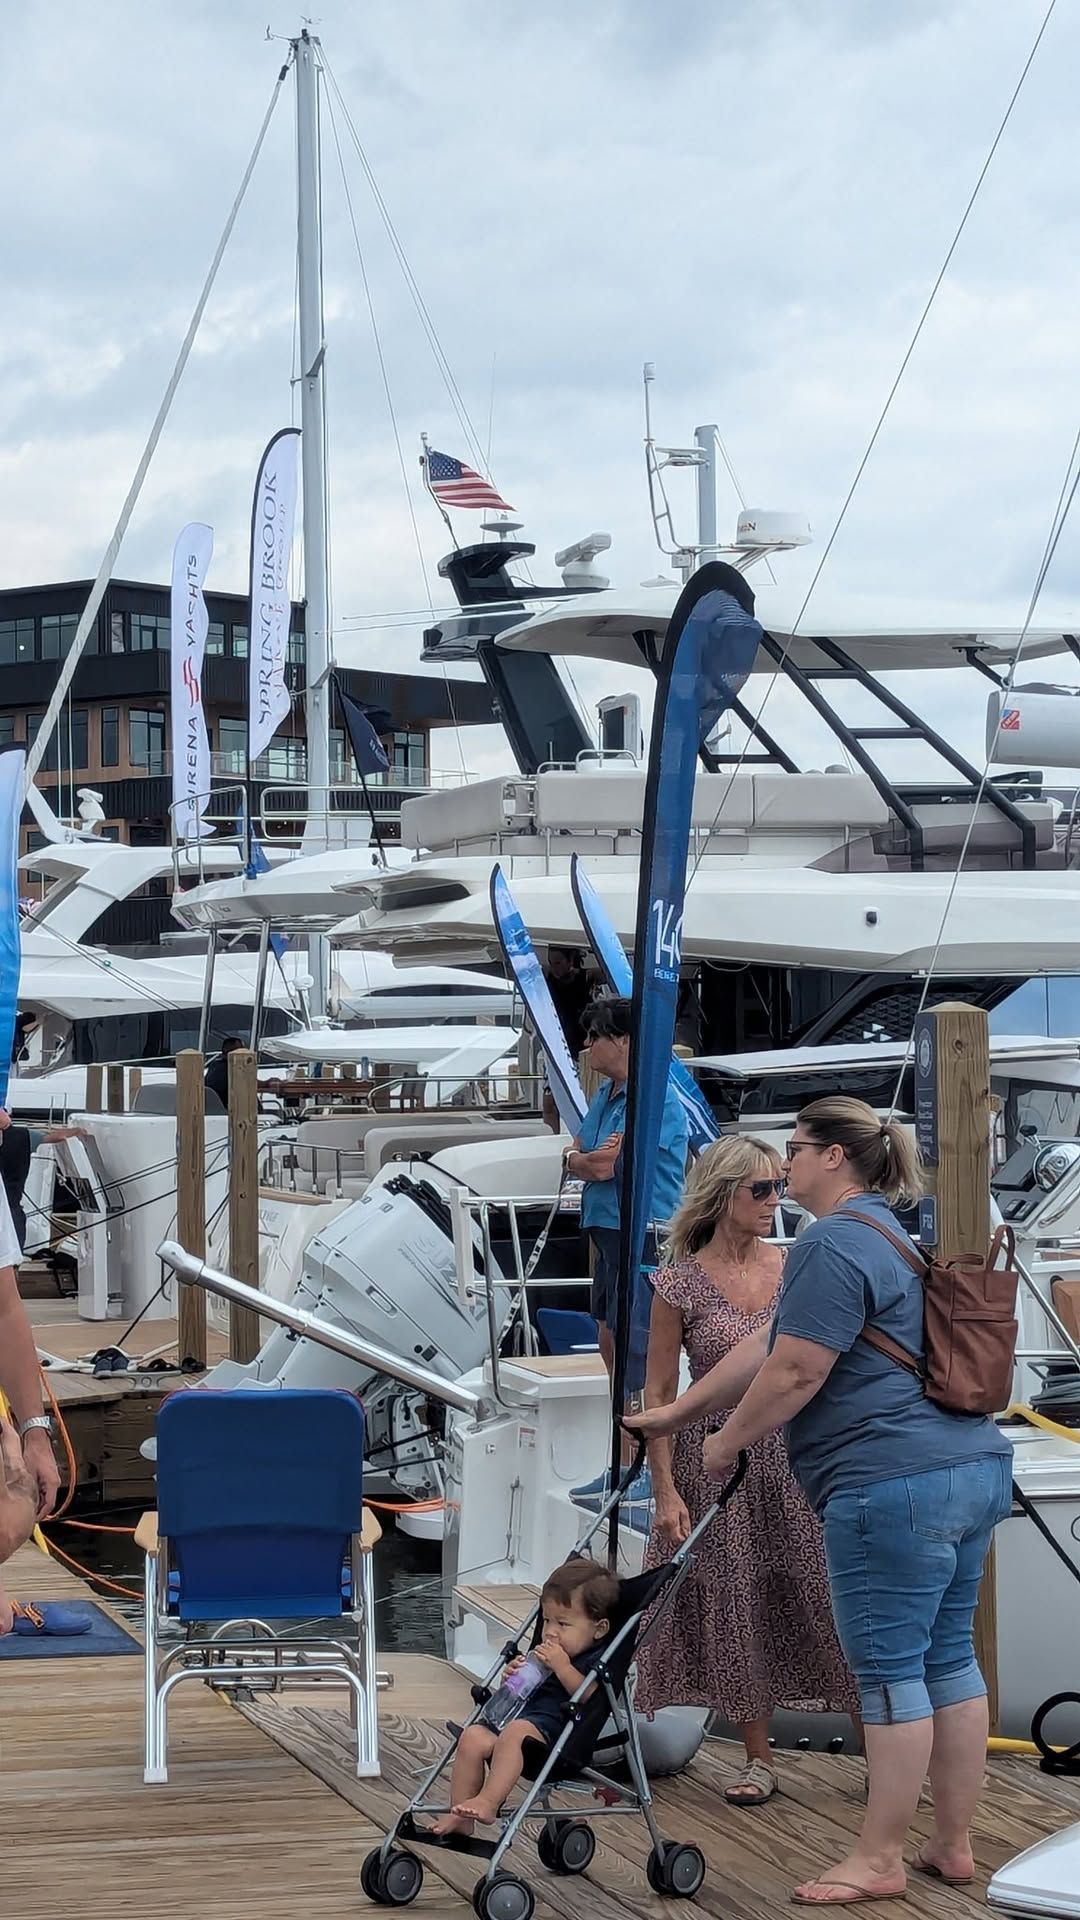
[633,1094,1011,1907]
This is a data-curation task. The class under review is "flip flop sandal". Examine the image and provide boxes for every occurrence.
[791,1882,906,1907]
[12,1600,94,1636]
[913,1852,974,1887]
[725,1759,779,1805]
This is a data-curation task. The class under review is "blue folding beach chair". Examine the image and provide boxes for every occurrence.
[138,1388,380,1783]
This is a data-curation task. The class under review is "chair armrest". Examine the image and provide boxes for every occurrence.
[134,1511,159,1556]
[359,1507,382,1553]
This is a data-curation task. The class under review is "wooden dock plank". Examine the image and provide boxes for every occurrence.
[243,1689,1080,1920]
[0,1542,377,1919]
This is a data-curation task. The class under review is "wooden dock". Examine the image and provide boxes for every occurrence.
[4,1521,1080,1918]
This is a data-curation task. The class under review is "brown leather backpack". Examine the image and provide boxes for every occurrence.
[840,1211,1020,1416]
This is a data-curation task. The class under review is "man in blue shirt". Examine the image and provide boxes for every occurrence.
[563,997,688,1501]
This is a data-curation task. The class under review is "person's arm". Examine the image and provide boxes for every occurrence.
[537,1639,600,1702]
[565,1133,622,1183]
[0,1264,60,1518]
[702,1335,839,1479]
[628,1321,772,1439]
[644,1295,690,1545]
[0,1420,37,1562]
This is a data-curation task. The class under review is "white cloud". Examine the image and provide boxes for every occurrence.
[4,0,1079,784]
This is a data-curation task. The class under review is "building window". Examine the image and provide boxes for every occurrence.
[288,629,305,666]
[63,709,89,770]
[231,623,249,658]
[27,709,89,772]
[130,613,170,651]
[390,730,427,784]
[101,707,119,768]
[41,613,77,660]
[205,621,225,656]
[0,619,36,665]
[0,716,15,746]
[129,708,166,773]
[216,716,247,773]
[255,739,306,781]
[25,713,57,773]
[109,611,126,653]
[330,727,346,782]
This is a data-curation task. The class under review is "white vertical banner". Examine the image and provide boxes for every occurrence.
[169,522,215,840]
[248,426,301,763]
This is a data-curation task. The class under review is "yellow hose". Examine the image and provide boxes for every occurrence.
[1006,1402,1080,1443]
[988,1736,1041,1755]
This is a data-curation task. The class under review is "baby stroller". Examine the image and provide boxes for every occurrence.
[361,1445,748,1920]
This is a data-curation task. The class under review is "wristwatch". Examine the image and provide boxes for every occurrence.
[18,1414,54,1440]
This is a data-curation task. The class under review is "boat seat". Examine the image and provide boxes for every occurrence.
[363,1118,547,1178]
[401,777,535,853]
[751,770,892,830]
[533,769,756,836]
[876,797,1060,859]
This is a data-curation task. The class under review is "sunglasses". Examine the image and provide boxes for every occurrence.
[743,1178,786,1201]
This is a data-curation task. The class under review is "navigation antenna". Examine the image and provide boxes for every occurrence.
[642,361,810,581]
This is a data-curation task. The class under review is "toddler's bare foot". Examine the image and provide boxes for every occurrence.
[453,1797,502,1826]
[430,1811,476,1837]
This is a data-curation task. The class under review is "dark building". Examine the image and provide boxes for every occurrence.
[2,575,495,944]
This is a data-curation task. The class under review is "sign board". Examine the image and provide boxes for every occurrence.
[913,1011,938,1168]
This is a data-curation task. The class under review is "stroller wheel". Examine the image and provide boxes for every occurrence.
[472,1871,536,1920]
[361,1847,424,1906]
[647,1841,706,1898]
[538,1821,595,1876]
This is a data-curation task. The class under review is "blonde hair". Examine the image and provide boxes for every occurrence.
[663,1135,781,1264]
[796,1094,922,1206]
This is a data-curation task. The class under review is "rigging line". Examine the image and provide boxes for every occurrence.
[711,426,778,587]
[318,54,490,478]
[22,54,293,797]
[323,85,433,617]
[322,74,470,779]
[886,421,1080,1119]
[684,0,1059,893]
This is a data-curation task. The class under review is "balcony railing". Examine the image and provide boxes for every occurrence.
[134,749,476,790]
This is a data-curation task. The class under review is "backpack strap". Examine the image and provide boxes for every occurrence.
[835,1208,927,1382]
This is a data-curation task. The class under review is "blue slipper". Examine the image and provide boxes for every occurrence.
[12,1601,94,1636]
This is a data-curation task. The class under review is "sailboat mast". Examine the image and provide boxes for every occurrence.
[295,30,331,808]
[294,27,332,1010]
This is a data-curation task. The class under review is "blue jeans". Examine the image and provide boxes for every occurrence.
[821,1455,1012,1726]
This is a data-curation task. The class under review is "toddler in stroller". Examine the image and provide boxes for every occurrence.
[361,1447,747,1920]
[432,1556,618,1837]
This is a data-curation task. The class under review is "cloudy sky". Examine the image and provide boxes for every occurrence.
[4,0,1079,780]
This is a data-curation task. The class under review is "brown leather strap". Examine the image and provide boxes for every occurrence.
[860,1324,925,1380]
[835,1208,927,1379]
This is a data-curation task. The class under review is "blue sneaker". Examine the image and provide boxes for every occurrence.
[570,1469,610,1503]
[622,1467,653,1506]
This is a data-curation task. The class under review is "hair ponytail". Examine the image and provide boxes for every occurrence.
[797,1095,922,1206]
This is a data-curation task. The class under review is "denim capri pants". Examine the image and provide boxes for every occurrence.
[821,1454,1012,1725]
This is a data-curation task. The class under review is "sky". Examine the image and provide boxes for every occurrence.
[3,0,1080,783]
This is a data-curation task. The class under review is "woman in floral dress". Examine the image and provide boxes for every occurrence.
[634,1136,858,1805]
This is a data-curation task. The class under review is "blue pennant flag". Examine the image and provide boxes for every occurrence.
[570,852,718,1154]
[490,864,587,1134]
[338,686,390,777]
[607,563,762,1532]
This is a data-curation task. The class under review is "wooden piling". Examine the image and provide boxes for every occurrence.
[175,1049,207,1369]
[106,1063,125,1113]
[85,1065,103,1113]
[917,1000,998,1728]
[228,1046,261,1365]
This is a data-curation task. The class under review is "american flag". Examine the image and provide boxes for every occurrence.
[1000,708,1021,732]
[424,448,514,513]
